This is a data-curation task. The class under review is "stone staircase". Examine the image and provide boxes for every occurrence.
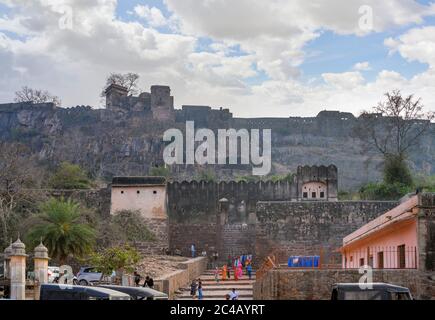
[219,224,256,263]
[175,269,255,300]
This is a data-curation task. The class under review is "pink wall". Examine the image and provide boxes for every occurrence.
[342,219,418,269]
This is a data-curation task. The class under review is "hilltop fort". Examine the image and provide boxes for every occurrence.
[0,84,434,190]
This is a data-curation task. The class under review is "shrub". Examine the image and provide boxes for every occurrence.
[48,162,92,189]
[359,182,413,200]
[383,155,413,186]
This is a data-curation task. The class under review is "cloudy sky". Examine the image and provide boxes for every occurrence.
[0,0,435,117]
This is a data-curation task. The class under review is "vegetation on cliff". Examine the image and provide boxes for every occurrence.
[48,162,93,190]
[354,90,434,200]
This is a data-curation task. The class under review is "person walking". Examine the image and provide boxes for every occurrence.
[133,271,141,287]
[197,278,203,300]
[246,263,252,280]
[190,279,197,299]
[191,244,196,258]
[214,267,220,283]
[221,264,227,281]
[237,261,243,279]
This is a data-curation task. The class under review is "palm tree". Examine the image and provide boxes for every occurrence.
[27,198,95,265]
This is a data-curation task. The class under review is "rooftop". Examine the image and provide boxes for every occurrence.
[111,176,167,187]
[342,195,419,249]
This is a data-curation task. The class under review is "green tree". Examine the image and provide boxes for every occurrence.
[48,162,92,189]
[89,245,140,280]
[26,198,96,264]
[383,155,413,186]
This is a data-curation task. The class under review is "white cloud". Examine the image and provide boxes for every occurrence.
[353,61,371,71]
[0,0,434,118]
[385,26,435,67]
[164,0,435,80]
[322,72,365,89]
[133,5,167,28]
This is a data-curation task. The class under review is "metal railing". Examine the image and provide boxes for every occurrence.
[343,246,417,269]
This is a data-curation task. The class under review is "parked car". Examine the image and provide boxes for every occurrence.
[48,266,60,283]
[76,267,103,286]
[331,283,413,300]
[39,284,130,300]
[98,285,168,300]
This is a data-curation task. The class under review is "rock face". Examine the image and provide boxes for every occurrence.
[1,89,434,190]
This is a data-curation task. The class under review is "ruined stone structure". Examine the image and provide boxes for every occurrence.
[1,85,434,190]
[107,166,400,266]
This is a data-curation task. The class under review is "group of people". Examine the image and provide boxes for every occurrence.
[215,254,253,282]
[133,271,154,288]
[190,278,240,300]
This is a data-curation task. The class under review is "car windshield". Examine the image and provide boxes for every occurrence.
[390,292,411,300]
[343,290,383,300]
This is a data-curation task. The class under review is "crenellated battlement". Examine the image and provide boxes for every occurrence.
[166,165,338,223]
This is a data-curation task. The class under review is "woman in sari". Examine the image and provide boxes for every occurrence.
[233,259,238,281]
[222,265,227,281]
[237,261,243,279]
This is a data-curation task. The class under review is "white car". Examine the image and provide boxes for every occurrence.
[47,267,60,283]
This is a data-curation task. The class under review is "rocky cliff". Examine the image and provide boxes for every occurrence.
[0,101,434,190]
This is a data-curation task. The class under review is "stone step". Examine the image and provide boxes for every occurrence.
[198,280,255,286]
[197,276,256,281]
[176,297,253,301]
[177,290,253,298]
[180,285,253,291]
[201,271,256,276]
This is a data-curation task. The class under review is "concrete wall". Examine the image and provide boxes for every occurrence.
[253,269,435,300]
[154,257,208,299]
[110,185,167,219]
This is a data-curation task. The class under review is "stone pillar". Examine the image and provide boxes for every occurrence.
[3,240,12,279]
[33,241,50,300]
[9,237,27,300]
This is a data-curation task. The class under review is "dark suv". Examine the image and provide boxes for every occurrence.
[40,284,130,300]
[331,283,413,300]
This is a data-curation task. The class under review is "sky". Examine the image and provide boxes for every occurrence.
[0,0,435,118]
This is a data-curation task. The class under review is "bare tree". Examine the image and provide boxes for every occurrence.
[101,72,140,97]
[356,90,434,159]
[0,143,46,247]
[14,86,62,107]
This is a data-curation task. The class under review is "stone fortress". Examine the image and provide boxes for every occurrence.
[107,165,398,267]
[1,84,434,190]
[0,84,434,299]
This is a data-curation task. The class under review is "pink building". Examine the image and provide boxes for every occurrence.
[341,195,421,269]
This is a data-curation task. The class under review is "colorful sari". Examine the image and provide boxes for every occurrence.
[222,265,227,281]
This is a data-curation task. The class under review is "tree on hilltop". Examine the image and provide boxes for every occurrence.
[101,72,140,97]
[14,86,61,107]
[356,90,434,186]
